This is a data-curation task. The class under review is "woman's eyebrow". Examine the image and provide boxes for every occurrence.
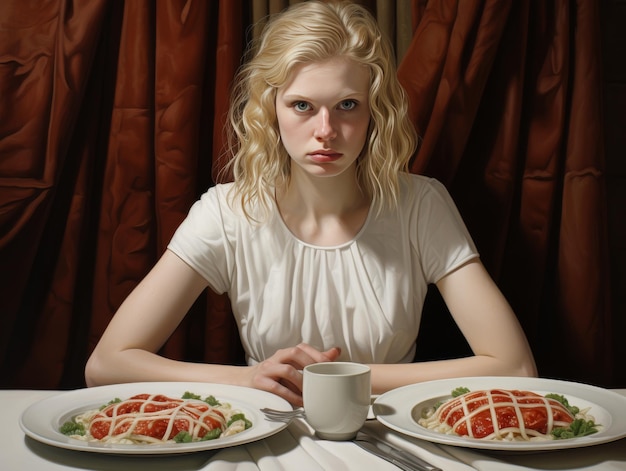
[280,90,367,101]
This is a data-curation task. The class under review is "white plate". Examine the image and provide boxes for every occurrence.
[373,376,626,451]
[20,381,291,454]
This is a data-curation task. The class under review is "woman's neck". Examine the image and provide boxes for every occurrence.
[275,167,370,246]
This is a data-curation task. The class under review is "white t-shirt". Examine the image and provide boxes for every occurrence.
[168,173,478,365]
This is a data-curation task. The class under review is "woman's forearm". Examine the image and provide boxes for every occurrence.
[369,354,537,395]
[85,347,247,387]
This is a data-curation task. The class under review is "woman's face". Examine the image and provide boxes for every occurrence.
[275,57,371,179]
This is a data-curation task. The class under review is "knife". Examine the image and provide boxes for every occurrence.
[353,431,442,471]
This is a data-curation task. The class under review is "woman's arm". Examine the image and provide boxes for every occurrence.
[85,249,237,386]
[369,258,537,394]
[85,249,339,406]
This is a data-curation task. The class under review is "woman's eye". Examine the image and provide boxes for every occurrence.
[338,100,357,111]
[293,101,311,112]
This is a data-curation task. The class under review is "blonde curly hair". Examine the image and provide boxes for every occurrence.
[224,0,417,220]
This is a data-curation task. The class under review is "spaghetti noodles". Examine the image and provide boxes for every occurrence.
[63,393,251,444]
[418,389,596,442]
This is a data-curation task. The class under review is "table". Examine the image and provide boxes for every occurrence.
[3,388,626,470]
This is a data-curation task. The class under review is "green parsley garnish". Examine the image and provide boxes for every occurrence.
[59,420,85,436]
[227,413,253,429]
[204,395,221,406]
[174,431,193,443]
[427,387,470,416]
[545,393,599,439]
[552,418,599,439]
[182,391,221,406]
[182,391,202,400]
[202,428,223,441]
[545,393,580,415]
[451,387,470,397]
[99,397,121,410]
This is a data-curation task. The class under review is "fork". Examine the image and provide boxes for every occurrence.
[260,407,306,422]
[355,431,442,471]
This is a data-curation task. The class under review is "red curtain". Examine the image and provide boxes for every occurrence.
[0,0,617,390]
[401,0,612,385]
[0,0,245,389]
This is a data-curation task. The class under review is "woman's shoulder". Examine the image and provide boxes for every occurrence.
[196,182,278,227]
[202,182,236,199]
[398,172,447,199]
[392,173,465,222]
[196,182,240,212]
[175,182,242,232]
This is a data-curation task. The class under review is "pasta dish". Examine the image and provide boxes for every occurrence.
[418,388,598,441]
[60,392,252,444]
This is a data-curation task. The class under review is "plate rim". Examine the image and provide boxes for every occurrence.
[372,376,626,451]
[19,381,291,455]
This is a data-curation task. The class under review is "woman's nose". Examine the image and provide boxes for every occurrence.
[313,108,337,141]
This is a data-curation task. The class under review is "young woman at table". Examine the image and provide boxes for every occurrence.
[85,0,537,406]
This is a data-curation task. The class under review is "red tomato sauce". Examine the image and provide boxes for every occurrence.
[438,389,574,439]
[89,394,225,441]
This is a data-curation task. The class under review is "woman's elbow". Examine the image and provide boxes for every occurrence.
[84,351,107,387]
[515,354,539,378]
[524,362,539,378]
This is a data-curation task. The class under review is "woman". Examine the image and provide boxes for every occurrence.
[85,0,537,406]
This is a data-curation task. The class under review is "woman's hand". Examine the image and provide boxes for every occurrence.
[246,343,341,406]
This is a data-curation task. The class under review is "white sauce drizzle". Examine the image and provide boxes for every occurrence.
[419,389,581,442]
[71,394,247,444]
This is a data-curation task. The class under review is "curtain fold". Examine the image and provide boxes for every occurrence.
[0,0,112,388]
[0,0,617,389]
[90,0,156,352]
[399,0,612,386]
[554,0,611,382]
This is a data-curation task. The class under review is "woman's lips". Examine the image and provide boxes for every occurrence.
[308,150,343,163]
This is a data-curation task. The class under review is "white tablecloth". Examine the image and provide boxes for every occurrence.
[3,388,626,470]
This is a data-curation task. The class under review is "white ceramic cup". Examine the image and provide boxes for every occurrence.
[302,361,371,440]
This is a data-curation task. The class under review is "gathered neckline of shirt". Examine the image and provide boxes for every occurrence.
[270,196,374,251]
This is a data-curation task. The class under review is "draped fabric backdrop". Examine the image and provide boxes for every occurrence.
[0,0,618,390]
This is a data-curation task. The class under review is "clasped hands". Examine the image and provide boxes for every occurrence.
[246,343,341,406]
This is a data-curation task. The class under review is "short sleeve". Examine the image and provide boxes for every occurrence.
[167,185,233,294]
[410,178,479,283]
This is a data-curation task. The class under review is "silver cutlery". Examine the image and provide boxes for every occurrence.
[261,407,441,471]
[260,407,306,422]
[354,431,442,471]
